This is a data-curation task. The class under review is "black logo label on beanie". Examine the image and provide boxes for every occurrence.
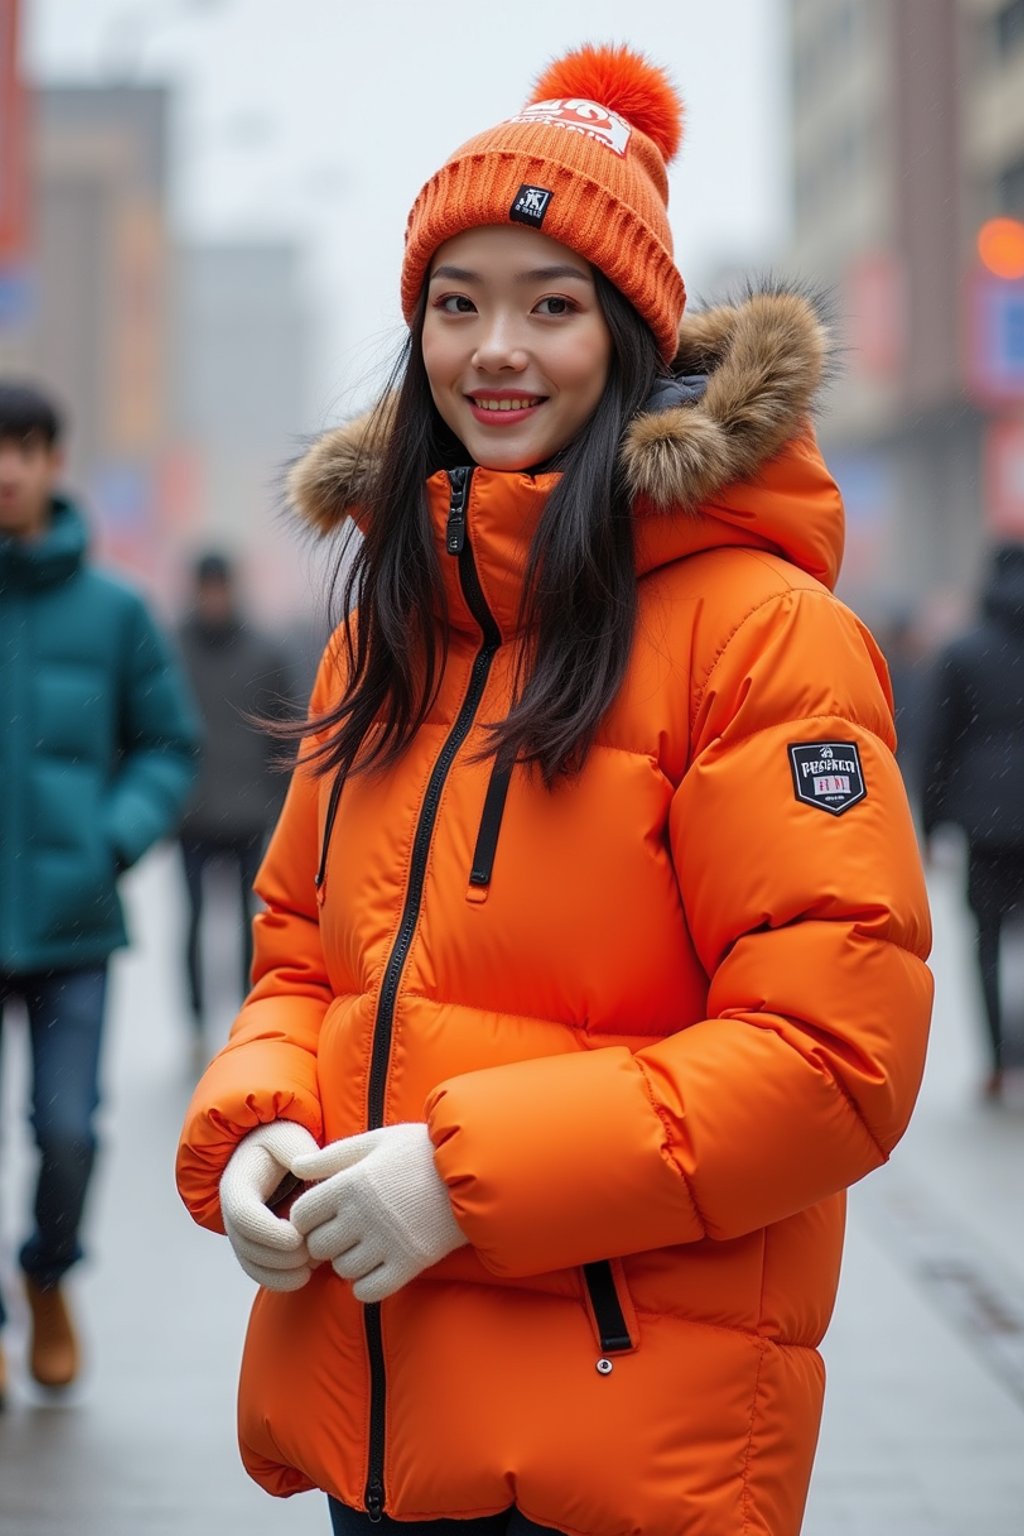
[510,185,553,227]
[788,742,866,816]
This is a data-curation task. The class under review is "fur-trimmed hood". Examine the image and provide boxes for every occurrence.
[289,284,844,593]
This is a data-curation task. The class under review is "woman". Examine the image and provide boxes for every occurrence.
[177,44,932,1536]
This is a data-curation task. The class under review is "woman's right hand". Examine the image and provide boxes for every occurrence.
[219,1121,322,1291]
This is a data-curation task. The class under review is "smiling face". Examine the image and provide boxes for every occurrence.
[420,225,613,472]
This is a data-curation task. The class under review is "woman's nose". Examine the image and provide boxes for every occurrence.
[471,317,529,373]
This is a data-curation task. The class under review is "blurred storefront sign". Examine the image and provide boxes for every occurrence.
[107,202,166,454]
[967,270,1024,403]
[90,458,155,580]
[0,264,31,325]
[846,251,906,379]
[156,445,203,537]
[91,451,203,605]
[0,0,31,330]
[984,417,1024,536]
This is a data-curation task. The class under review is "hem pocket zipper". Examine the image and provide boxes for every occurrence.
[582,1259,635,1358]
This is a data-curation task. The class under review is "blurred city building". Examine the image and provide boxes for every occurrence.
[172,239,313,623]
[789,0,1024,631]
[29,83,173,585]
[0,2,314,617]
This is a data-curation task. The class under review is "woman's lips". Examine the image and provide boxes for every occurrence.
[465,395,546,426]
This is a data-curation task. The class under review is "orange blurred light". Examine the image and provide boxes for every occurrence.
[977,218,1024,279]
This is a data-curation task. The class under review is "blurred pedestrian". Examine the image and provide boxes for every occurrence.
[0,381,199,1402]
[177,45,932,1536]
[921,542,1024,1100]
[879,608,928,809]
[177,551,297,1065]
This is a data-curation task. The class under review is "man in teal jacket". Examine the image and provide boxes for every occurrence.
[0,382,200,1400]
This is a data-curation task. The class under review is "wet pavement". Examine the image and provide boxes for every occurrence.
[1,839,1023,1534]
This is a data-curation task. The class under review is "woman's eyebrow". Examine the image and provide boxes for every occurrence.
[430,265,478,283]
[429,264,593,284]
[516,265,593,284]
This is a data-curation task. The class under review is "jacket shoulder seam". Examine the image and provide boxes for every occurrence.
[687,709,895,766]
[690,584,841,733]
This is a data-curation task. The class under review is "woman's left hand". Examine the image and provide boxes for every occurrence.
[290,1123,468,1303]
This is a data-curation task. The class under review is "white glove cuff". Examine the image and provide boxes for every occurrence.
[242,1119,321,1171]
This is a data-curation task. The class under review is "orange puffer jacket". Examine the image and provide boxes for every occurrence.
[177,290,932,1536]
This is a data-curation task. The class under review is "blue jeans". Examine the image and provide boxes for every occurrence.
[327,1501,560,1534]
[0,965,107,1329]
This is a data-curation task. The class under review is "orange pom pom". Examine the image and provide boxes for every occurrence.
[529,43,684,164]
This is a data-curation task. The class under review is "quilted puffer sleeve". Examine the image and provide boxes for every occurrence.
[175,646,340,1232]
[426,586,932,1276]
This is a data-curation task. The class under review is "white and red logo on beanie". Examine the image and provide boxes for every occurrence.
[507,97,632,157]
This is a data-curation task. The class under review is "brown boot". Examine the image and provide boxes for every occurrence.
[24,1278,80,1388]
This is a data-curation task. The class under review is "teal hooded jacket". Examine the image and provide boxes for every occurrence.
[0,497,201,972]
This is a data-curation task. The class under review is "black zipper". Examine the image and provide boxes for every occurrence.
[469,756,514,889]
[363,1302,386,1524]
[315,768,346,895]
[363,467,500,1521]
[583,1261,633,1353]
[445,463,470,554]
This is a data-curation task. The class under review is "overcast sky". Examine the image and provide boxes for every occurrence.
[25,0,791,413]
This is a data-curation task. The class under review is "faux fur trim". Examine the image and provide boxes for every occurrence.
[288,282,836,533]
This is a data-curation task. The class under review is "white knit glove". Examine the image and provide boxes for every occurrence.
[290,1123,468,1304]
[219,1121,322,1291]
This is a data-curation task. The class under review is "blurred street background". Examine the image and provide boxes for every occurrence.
[3,0,1024,1532]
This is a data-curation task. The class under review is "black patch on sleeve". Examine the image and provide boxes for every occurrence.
[789,741,866,815]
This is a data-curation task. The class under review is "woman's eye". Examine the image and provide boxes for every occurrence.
[535,296,575,316]
[439,295,476,314]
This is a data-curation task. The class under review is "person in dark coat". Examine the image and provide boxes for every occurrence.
[0,381,200,1400]
[879,609,928,816]
[921,542,1024,1099]
[177,552,297,1058]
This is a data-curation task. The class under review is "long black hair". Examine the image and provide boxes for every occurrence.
[290,266,664,787]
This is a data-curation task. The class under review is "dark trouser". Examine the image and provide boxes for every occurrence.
[327,1502,560,1535]
[0,965,108,1329]
[180,833,264,1026]
[967,847,1024,1073]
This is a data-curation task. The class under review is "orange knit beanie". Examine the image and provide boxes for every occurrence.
[401,44,686,363]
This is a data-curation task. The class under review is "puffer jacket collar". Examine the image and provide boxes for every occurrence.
[289,284,842,638]
[0,495,87,592]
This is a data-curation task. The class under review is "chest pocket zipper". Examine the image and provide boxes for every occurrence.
[466,756,514,902]
[315,768,346,907]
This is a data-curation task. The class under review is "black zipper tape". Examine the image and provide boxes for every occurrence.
[363,469,499,1520]
[364,1303,386,1523]
[583,1260,633,1353]
[445,464,470,554]
[469,757,514,888]
[315,767,346,893]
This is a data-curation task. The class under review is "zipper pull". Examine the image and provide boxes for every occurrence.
[315,769,346,906]
[365,1478,385,1523]
[446,466,470,555]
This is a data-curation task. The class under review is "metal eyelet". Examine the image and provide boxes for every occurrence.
[596,1357,613,1376]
